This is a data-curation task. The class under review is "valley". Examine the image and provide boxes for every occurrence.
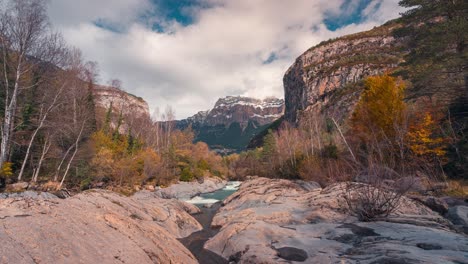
[0,0,467,264]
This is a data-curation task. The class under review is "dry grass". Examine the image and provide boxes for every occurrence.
[443,180,468,198]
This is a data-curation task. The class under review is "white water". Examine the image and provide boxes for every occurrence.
[184,181,241,205]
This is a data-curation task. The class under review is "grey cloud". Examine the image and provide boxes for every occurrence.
[48,0,404,119]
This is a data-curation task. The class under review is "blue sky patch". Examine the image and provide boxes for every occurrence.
[146,0,213,31]
[324,0,377,31]
[263,52,278,64]
[93,18,125,33]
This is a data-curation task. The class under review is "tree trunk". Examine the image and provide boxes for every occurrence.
[54,145,73,182]
[0,58,22,166]
[58,121,85,190]
[32,136,51,182]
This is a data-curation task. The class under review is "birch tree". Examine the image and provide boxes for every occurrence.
[0,0,66,166]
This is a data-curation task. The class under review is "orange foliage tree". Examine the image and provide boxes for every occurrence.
[351,74,406,140]
[407,112,447,160]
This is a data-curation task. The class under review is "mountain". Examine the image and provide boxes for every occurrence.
[93,85,150,118]
[177,96,284,153]
[93,85,150,133]
[284,20,405,125]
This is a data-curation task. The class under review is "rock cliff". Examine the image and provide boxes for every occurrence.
[284,21,405,124]
[180,96,284,129]
[93,85,150,118]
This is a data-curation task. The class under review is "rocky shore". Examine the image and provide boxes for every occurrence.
[0,189,201,264]
[205,177,468,264]
[154,177,227,200]
[1,177,467,264]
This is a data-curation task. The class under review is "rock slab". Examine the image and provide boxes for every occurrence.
[205,177,468,264]
[0,189,201,264]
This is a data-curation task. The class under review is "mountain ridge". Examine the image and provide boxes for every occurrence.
[177,95,284,153]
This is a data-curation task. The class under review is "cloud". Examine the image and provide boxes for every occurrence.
[48,0,404,119]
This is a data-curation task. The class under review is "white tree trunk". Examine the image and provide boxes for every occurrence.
[58,121,85,189]
[32,136,51,182]
[18,88,63,181]
[0,58,22,166]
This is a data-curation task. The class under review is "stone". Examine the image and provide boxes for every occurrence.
[154,177,226,200]
[276,247,308,262]
[0,189,200,263]
[416,243,443,250]
[6,182,29,192]
[410,195,449,215]
[447,206,468,226]
[144,185,155,191]
[205,177,468,264]
[0,191,58,200]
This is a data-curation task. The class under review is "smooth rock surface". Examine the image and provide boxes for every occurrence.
[154,177,226,200]
[0,191,58,200]
[447,206,468,228]
[0,189,200,264]
[205,177,468,264]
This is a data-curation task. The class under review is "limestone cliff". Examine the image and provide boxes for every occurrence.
[284,21,405,124]
[93,85,150,118]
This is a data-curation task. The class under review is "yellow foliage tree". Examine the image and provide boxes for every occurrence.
[351,74,406,139]
[407,112,447,159]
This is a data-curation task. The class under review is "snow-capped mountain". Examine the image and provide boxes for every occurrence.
[177,96,284,153]
[182,96,284,128]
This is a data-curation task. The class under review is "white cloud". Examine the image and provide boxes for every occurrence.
[48,0,404,119]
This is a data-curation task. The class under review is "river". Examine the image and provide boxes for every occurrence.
[179,181,241,264]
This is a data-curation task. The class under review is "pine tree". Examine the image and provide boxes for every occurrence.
[396,0,468,100]
[103,102,113,134]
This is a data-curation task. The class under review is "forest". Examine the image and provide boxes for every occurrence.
[0,0,226,194]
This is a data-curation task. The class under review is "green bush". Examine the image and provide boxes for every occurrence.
[180,167,194,182]
[80,178,92,191]
[197,159,210,171]
[322,144,339,159]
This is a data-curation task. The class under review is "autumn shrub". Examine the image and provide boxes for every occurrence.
[80,177,92,191]
[407,111,448,163]
[0,162,14,179]
[180,167,194,182]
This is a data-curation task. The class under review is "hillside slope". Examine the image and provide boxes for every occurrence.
[177,96,284,153]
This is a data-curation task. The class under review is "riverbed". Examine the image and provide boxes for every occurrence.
[179,181,241,264]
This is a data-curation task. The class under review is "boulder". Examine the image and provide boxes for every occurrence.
[205,177,468,264]
[447,206,468,227]
[0,191,58,200]
[410,195,449,215]
[0,189,200,263]
[6,182,29,192]
[155,177,226,200]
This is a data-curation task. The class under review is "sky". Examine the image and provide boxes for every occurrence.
[47,0,405,119]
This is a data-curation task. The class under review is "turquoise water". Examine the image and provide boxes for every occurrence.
[184,181,241,205]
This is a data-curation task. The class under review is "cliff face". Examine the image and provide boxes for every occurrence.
[284,21,405,124]
[93,85,150,118]
[186,96,284,128]
[178,96,284,153]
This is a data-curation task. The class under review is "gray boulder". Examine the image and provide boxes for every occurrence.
[447,206,468,227]
[205,177,468,264]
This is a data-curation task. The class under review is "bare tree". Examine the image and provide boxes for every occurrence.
[17,81,64,181]
[32,132,52,182]
[0,0,66,166]
[58,120,86,189]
